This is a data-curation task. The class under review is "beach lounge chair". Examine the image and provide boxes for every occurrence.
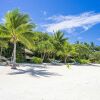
[51,60,61,65]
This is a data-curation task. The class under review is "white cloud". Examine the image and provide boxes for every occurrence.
[77,37,83,40]
[41,11,47,16]
[43,12,100,33]
[97,38,100,41]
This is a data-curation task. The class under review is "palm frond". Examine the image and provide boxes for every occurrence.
[18,34,33,49]
[16,23,35,34]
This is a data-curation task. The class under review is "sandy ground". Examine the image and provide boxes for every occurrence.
[0,63,100,100]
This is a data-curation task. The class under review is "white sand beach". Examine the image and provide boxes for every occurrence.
[0,64,100,100]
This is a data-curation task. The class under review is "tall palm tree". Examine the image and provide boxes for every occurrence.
[54,31,67,45]
[0,9,35,69]
[53,31,68,58]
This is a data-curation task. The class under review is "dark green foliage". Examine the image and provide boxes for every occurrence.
[3,43,13,58]
[89,52,100,63]
[78,59,90,64]
[16,42,25,63]
[32,57,43,64]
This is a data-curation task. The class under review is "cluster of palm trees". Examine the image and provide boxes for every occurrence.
[0,9,100,69]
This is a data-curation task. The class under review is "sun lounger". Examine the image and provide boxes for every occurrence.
[51,60,61,65]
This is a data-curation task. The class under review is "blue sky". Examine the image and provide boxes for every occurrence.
[0,0,100,45]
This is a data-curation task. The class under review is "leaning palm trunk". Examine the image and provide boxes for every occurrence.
[11,42,16,69]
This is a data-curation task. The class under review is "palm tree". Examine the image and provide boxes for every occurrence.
[0,9,35,69]
[54,31,67,45]
[53,31,68,59]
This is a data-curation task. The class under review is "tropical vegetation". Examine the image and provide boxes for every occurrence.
[0,9,100,69]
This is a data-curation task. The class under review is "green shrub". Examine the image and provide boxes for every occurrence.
[66,58,75,63]
[95,60,100,64]
[89,58,96,63]
[89,52,100,63]
[16,54,25,63]
[32,57,43,64]
[79,59,90,64]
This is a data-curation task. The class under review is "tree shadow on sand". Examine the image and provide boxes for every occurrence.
[18,63,49,69]
[8,67,61,77]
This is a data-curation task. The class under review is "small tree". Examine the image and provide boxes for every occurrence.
[34,32,54,61]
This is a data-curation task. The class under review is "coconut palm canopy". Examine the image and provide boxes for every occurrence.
[0,9,35,48]
[0,9,35,68]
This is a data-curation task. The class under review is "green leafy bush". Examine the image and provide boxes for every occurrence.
[16,54,25,63]
[66,58,76,63]
[32,57,43,64]
[79,59,90,64]
[95,60,100,64]
[89,52,100,63]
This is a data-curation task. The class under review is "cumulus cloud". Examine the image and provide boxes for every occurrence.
[43,12,100,33]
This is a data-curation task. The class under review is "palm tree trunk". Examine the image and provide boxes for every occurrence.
[12,42,16,69]
[42,53,45,62]
[64,56,67,64]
